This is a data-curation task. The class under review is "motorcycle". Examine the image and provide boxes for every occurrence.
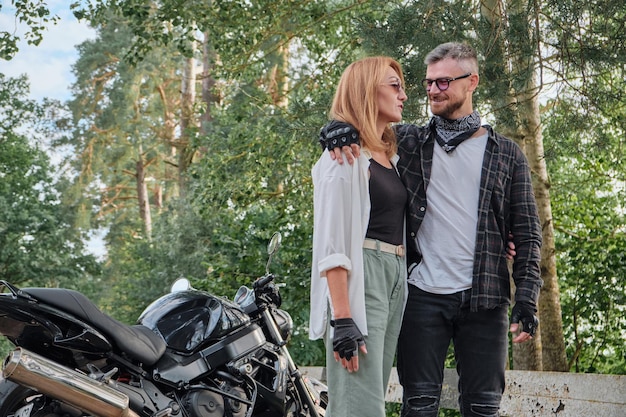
[0,232,327,417]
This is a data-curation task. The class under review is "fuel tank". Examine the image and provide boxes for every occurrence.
[138,289,250,353]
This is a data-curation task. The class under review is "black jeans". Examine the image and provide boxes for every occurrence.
[397,285,508,417]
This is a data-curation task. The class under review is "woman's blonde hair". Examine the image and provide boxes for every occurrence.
[329,56,404,157]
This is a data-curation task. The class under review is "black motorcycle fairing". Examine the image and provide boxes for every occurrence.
[20,287,166,366]
[0,297,112,358]
[152,323,266,386]
[139,289,250,353]
[271,308,293,342]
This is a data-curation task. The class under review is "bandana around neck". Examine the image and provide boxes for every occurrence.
[433,111,481,153]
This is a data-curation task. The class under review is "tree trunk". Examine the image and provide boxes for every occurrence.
[269,43,290,108]
[512,84,547,371]
[509,73,568,371]
[136,154,152,240]
[521,98,568,371]
[178,53,196,196]
[200,31,218,130]
[156,78,178,200]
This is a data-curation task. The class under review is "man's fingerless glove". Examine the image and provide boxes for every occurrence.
[510,302,539,337]
[319,120,360,151]
[330,318,365,361]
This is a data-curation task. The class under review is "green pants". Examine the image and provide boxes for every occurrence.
[325,246,406,417]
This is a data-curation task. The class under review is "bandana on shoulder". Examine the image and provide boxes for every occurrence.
[433,111,481,153]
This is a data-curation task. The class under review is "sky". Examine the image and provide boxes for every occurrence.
[1,1,96,102]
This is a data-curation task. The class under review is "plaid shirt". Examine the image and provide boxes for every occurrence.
[395,121,542,311]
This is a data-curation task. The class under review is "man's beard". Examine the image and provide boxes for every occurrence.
[430,94,464,120]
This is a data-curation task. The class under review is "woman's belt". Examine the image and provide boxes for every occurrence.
[363,238,405,257]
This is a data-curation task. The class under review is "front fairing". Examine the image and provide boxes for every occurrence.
[138,289,250,353]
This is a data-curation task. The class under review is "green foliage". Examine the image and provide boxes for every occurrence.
[0,73,101,289]
[70,0,373,67]
[185,103,324,363]
[537,0,626,375]
[544,84,626,374]
[358,1,476,121]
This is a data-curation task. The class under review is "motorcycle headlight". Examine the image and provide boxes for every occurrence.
[273,308,293,341]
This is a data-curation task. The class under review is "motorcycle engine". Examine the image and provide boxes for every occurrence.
[182,385,247,417]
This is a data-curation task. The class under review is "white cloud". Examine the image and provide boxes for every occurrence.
[1,4,96,102]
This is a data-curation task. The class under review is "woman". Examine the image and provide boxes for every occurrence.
[309,56,408,417]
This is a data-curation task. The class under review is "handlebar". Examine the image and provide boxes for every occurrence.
[254,274,275,289]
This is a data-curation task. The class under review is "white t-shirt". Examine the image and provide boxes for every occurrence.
[409,133,488,294]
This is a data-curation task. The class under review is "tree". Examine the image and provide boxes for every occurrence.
[56,13,185,241]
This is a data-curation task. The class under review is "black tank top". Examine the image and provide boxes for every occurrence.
[366,159,407,246]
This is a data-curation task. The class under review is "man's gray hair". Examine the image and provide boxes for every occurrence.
[424,42,479,74]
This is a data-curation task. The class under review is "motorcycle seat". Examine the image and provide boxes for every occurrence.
[22,287,167,366]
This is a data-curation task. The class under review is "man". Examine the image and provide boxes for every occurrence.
[320,42,542,417]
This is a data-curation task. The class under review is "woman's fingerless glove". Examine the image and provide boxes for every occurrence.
[319,121,360,150]
[330,318,365,360]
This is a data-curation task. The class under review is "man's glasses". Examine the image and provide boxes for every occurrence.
[421,73,472,91]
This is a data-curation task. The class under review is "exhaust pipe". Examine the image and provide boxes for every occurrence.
[2,348,140,417]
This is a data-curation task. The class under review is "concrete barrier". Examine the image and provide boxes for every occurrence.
[300,367,626,417]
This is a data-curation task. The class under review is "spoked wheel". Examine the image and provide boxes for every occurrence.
[0,380,87,417]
